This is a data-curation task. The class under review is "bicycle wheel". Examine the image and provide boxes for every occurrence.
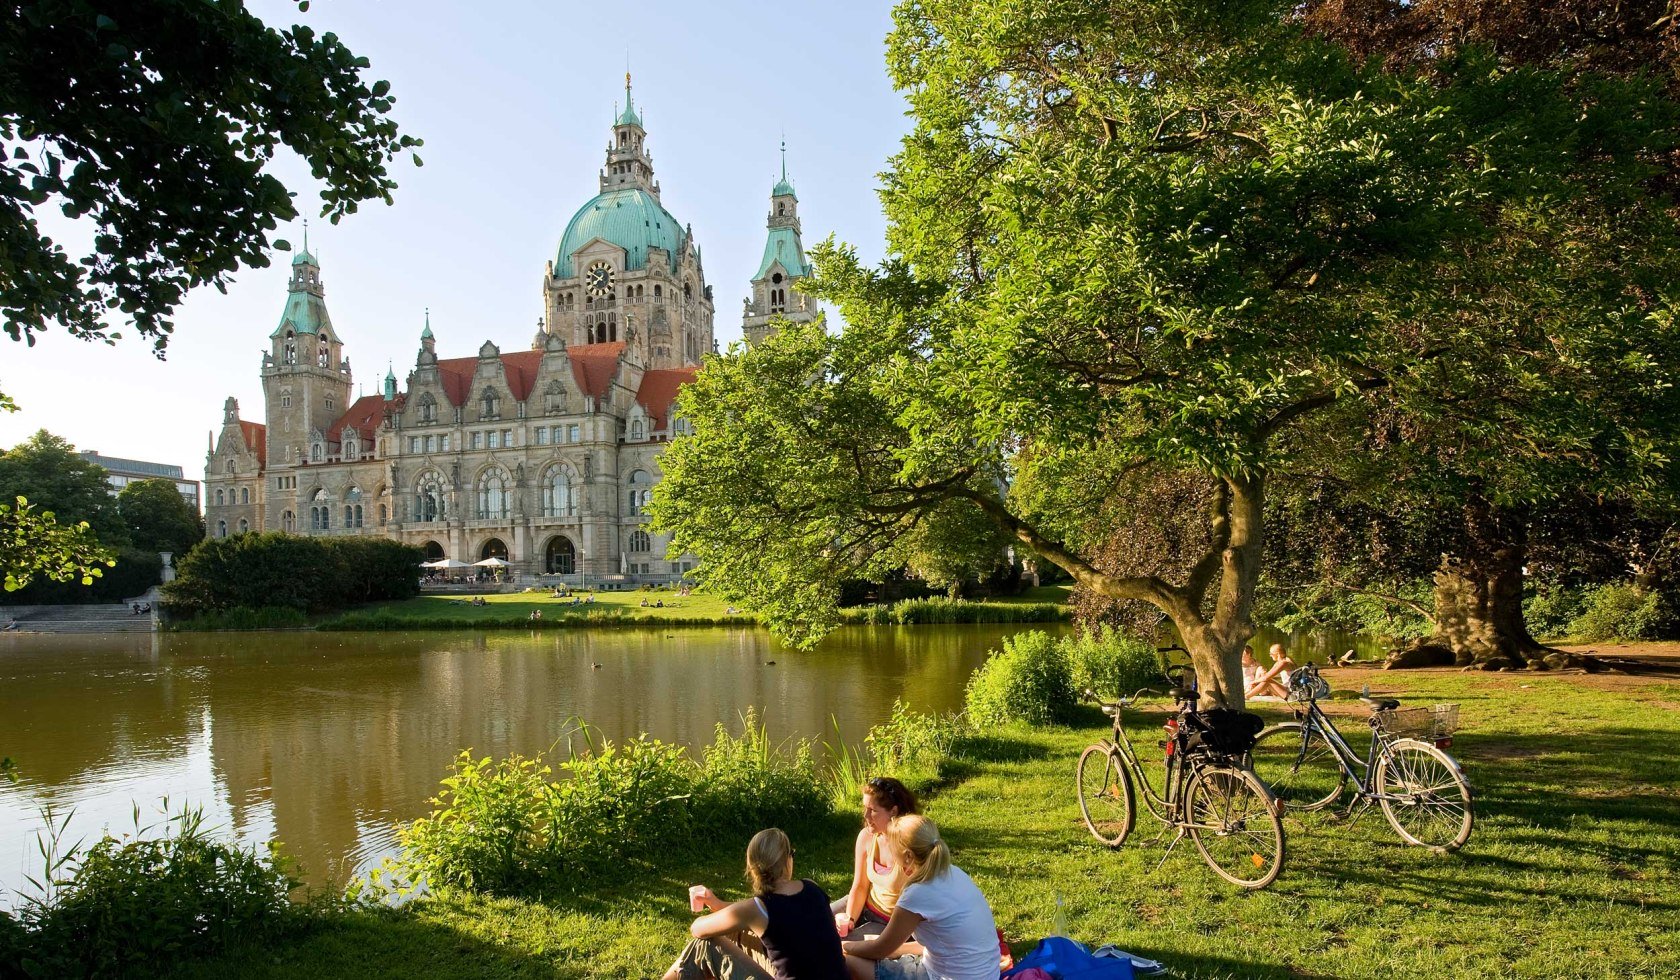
[1375,739,1473,852]
[1249,722,1347,811]
[1186,764,1285,889]
[1077,744,1135,846]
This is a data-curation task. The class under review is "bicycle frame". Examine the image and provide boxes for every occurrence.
[1101,704,1205,825]
[1284,697,1434,807]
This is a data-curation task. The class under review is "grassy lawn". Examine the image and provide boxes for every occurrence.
[185,666,1679,978]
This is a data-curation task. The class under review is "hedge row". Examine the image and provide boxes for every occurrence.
[163,533,422,618]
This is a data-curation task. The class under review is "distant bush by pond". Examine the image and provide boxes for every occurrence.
[837,596,1069,626]
[6,808,313,978]
[1566,582,1677,642]
[965,626,1163,726]
[367,710,829,900]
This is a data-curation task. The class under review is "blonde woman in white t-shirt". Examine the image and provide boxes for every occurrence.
[841,815,1001,980]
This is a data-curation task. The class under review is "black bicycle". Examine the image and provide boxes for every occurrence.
[1247,663,1474,852]
[1076,668,1285,889]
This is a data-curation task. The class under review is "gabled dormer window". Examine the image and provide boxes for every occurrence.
[418,393,437,424]
[480,388,500,421]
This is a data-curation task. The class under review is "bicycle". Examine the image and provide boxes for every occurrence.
[1076,667,1286,889]
[1247,662,1474,852]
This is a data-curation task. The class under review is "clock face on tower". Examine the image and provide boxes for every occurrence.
[586,261,615,297]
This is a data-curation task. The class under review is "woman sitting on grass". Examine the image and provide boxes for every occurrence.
[665,828,848,980]
[1245,643,1296,701]
[843,815,1001,980]
[834,777,919,940]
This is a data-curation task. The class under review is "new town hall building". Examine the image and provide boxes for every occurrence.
[202,81,819,583]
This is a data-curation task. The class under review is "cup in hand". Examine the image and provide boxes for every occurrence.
[689,885,709,913]
[834,912,852,938]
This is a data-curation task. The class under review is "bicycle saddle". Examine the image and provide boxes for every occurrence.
[1360,696,1401,711]
[1100,703,1123,717]
[1169,686,1200,703]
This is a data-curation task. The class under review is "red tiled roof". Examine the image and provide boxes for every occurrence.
[327,395,388,443]
[636,367,698,430]
[565,342,626,401]
[238,420,266,461]
[434,347,598,407]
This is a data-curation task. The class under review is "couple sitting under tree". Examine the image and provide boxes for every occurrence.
[1243,643,1297,701]
[665,777,1005,980]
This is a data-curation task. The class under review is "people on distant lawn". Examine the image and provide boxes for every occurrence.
[1244,643,1296,701]
[664,828,848,980]
[834,777,919,941]
[842,815,1003,980]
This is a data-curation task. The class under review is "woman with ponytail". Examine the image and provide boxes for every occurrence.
[841,815,1001,980]
[664,828,848,980]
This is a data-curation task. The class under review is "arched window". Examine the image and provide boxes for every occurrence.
[311,442,323,462]
[344,486,364,528]
[282,511,295,533]
[684,280,693,299]
[543,464,577,517]
[215,489,224,505]
[378,486,391,525]
[238,518,249,534]
[240,487,250,504]
[545,536,576,574]
[283,331,296,365]
[480,387,500,420]
[415,472,446,523]
[627,469,652,515]
[653,284,662,299]
[218,520,228,538]
[629,529,652,553]
[423,541,445,561]
[544,380,566,415]
[318,336,330,367]
[312,488,330,531]
[343,432,358,457]
[476,467,510,520]
[226,456,237,474]
[629,418,644,441]
[777,203,786,216]
[418,393,437,424]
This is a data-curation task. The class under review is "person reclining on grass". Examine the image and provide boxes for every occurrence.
[1245,644,1295,701]
[665,828,847,980]
[834,777,919,941]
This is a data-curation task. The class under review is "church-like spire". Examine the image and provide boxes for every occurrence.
[616,72,642,128]
[603,75,657,195]
[383,362,398,401]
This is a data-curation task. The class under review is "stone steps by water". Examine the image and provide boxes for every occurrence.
[3,603,157,634]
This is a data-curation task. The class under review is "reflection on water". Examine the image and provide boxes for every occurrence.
[0,625,1047,901]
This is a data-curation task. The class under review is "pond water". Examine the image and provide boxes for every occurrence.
[0,625,1045,903]
[0,621,1384,904]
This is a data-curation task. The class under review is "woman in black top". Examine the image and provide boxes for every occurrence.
[664,828,848,980]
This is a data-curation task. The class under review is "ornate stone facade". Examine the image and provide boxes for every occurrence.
[202,82,810,584]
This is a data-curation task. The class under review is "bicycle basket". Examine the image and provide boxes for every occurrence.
[1286,673,1331,703]
[1182,708,1265,757]
[1373,703,1459,739]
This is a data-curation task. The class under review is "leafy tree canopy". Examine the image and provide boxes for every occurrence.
[118,478,204,557]
[1,0,421,363]
[0,495,114,592]
[654,0,1680,705]
[0,429,126,545]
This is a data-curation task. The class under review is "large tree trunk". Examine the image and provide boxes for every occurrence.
[1398,497,1572,670]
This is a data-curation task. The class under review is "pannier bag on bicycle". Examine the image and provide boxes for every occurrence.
[1180,709,1264,757]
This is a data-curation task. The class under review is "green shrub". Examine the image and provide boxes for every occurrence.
[1524,581,1593,639]
[17,810,303,978]
[865,700,966,792]
[964,630,1076,726]
[836,597,1068,626]
[695,709,827,836]
[378,716,831,899]
[164,533,422,617]
[1567,583,1673,641]
[1064,626,1161,699]
[0,907,24,978]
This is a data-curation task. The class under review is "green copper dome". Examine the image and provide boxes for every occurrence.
[773,177,797,198]
[291,248,318,266]
[554,188,686,278]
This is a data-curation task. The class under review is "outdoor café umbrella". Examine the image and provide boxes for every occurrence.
[472,557,509,568]
[431,558,472,569]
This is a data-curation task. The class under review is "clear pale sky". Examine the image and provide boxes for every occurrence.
[0,0,907,484]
